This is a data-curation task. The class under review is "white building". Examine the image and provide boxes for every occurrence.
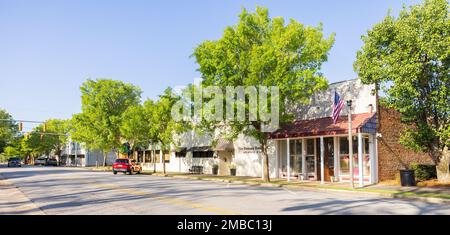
[60,141,117,167]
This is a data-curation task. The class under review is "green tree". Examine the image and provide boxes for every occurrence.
[147,88,187,174]
[0,108,18,153]
[120,104,150,160]
[70,79,142,166]
[3,137,23,157]
[354,0,450,182]
[192,7,334,182]
[26,120,68,157]
[45,119,70,157]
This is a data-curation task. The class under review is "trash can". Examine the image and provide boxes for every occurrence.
[212,166,218,175]
[400,169,416,186]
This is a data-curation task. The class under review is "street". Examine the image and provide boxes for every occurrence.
[0,165,449,215]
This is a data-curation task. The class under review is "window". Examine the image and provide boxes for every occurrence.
[175,151,186,158]
[339,136,370,177]
[155,150,161,163]
[306,139,315,174]
[288,140,303,175]
[115,159,128,163]
[164,152,170,163]
[144,151,151,162]
[193,151,214,158]
[339,137,356,175]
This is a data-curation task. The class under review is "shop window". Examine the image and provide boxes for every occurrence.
[339,136,371,178]
[288,140,303,175]
[306,139,315,174]
[144,152,152,162]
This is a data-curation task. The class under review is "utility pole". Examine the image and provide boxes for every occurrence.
[347,100,354,189]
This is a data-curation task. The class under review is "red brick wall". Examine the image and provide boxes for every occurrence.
[377,106,433,181]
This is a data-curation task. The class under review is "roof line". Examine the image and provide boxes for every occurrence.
[329,78,359,86]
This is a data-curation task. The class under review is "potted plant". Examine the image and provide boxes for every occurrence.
[212,164,219,175]
[229,163,236,176]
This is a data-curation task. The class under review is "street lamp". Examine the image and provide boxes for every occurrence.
[347,100,354,189]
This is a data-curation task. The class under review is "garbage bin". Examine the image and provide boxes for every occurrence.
[400,169,416,186]
[212,166,218,175]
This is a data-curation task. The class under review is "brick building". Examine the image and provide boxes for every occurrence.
[376,106,432,181]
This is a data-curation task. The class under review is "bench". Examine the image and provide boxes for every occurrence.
[189,166,204,174]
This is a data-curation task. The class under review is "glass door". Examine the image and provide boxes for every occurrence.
[306,138,316,180]
[289,139,303,178]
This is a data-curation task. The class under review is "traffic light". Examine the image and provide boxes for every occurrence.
[19,122,23,131]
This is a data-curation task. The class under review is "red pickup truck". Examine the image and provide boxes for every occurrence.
[112,158,142,175]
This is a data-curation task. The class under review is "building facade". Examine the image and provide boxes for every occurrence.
[60,141,117,167]
[84,78,429,185]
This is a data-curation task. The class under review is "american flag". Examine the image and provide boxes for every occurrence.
[332,91,345,124]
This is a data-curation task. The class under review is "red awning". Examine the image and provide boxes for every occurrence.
[270,113,376,139]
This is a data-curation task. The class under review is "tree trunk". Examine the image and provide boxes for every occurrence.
[162,148,166,175]
[260,138,270,182]
[437,146,450,183]
[153,149,156,173]
[102,151,107,167]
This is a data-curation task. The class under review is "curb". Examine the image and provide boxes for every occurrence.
[0,173,46,215]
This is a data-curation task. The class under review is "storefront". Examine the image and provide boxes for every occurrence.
[271,112,378,186]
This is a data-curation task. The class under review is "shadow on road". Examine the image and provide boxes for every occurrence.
[0,165,88,180]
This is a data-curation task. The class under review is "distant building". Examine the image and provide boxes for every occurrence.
[60,141,117,167]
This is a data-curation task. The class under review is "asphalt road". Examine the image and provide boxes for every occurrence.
[0,165,449,215]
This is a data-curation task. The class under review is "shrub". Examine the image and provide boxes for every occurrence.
[410,163,437,181]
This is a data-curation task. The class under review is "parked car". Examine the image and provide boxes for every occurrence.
[112,158,142,175]
[34,157,46,166]
[45,158,58,166]
[7,157,21,167]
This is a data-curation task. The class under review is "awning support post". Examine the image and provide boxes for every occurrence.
[358,132,364,187]
[287,138,290,182]
[320,136,324,184]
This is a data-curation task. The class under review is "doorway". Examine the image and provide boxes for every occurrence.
[316,137,335,181]
[218,151,232,176]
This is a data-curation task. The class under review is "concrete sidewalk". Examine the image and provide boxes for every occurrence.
[0,174,45,215]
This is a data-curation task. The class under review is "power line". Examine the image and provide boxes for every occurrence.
[0,119,44,124]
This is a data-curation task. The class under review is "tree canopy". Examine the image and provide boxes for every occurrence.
[70,79,142,165]
[192,6,335,181]
[354,0,450,181]
[0,108,18,153]
[120,104,150,152]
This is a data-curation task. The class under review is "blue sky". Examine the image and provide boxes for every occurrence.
[0,0,421,127]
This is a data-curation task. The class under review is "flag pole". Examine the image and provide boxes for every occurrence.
[347,100,354,189]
